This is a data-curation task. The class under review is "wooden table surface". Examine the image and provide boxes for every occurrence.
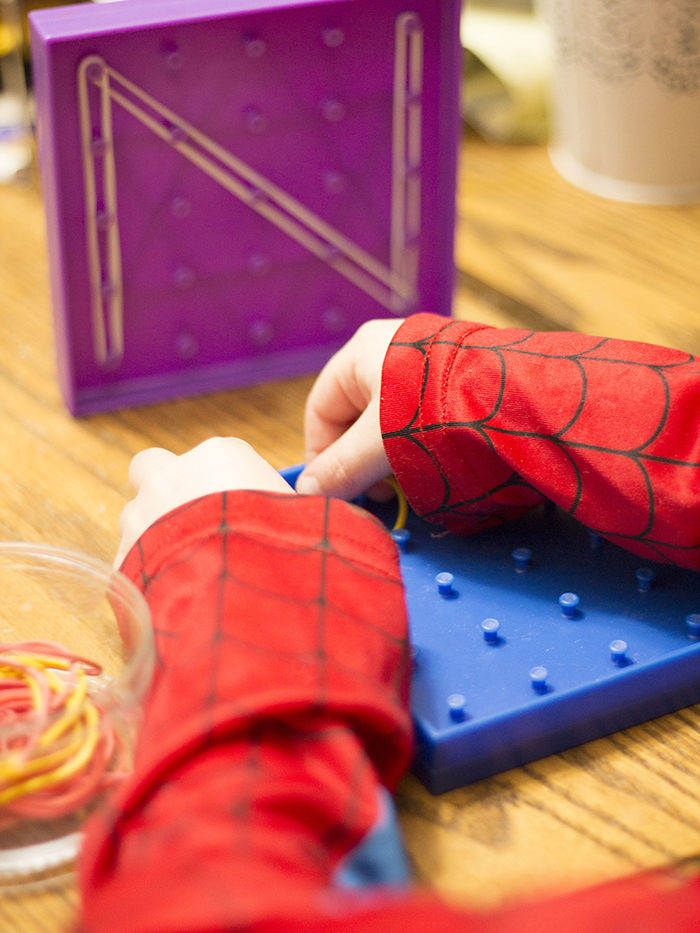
[2,131,700,930]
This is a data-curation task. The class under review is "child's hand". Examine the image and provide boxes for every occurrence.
[296,319,403,500]
[115,437,295,567]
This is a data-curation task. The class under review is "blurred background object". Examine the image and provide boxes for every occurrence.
[540,0,700,205]
[460,0,551,143]
[0,0,32,184]
[0,0,90,185]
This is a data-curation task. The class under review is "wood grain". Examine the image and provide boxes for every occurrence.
[1,131,700,928]
[453,131,700,351]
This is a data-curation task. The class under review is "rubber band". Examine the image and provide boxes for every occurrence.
[0,641,128,825]
[386,476,409,531]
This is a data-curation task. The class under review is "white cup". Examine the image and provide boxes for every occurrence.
[541,0,700,204]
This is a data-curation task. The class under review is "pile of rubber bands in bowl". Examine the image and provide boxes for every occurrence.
[0,640,127,827]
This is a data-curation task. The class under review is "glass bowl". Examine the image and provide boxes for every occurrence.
[0,543,153,888]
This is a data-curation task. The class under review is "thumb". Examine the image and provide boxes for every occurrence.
[296,399,390,500]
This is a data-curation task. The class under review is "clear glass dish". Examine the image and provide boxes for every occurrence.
[0,543,153,888]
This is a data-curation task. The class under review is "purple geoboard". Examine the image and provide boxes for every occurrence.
[29,0,461,414]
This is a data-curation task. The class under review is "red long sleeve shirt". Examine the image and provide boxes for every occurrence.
[382,314,700,569]
[79,315,700,932]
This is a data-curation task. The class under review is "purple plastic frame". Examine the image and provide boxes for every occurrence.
[30,0,461,414]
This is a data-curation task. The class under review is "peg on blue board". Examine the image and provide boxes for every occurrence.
[686,614,700,639]
[610,639,628,665]
[636,567,655,592]
[481,618,501,643]
[392,528,411,551]
[530,666,548,692]
[435,572,455,597]
[512,547,531,573]
[558,592,580,618]
[447,693,466,721]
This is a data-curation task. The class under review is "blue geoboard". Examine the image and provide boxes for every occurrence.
[280,466,700,795]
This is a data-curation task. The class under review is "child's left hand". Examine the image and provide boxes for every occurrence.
[115,437,296,567]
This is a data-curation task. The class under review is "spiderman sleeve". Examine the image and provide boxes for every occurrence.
[381,313,700,570]
[77,490,413,933]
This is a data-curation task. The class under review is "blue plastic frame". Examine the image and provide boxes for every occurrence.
[280,466,700,794]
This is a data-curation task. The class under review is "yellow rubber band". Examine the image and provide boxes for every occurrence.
[40,669,88,748]
[0,644,114,811]
[386,476,409,530]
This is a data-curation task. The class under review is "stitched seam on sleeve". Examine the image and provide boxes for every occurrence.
[139,514,403,586]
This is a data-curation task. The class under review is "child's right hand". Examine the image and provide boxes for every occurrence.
[296,319,403,500]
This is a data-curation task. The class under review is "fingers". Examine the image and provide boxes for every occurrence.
[296,398,391,500]
[115,438,296,568]
[303,351,365,467]
[128,447,175,491]
[301,319,403,499]
[175,437,296,497]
